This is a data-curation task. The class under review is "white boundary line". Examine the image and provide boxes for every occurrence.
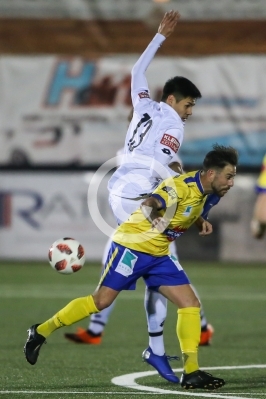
[1,365,265,396]
[112,364,266,399]
[0,393,264,396]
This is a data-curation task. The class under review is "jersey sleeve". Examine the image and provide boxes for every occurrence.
[151,177,184,209]
[131,33,165,108]
[150,128,183,179]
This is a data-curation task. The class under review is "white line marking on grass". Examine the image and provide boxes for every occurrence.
[1,365,266,396]
[112,364,266,399]
[0,393,264,396]
[0,391,174,399]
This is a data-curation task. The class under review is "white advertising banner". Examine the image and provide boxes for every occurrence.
[0,55,265,168]
[0,172,264,262]
[0,0,266,20]
[0,172,115,261]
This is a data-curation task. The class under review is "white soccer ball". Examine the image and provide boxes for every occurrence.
[48,238,85,274]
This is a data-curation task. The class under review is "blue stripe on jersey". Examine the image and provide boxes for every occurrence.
[195,171,204,194]
[184,171,204,194]
[183,176,195,184]
[256,186,266,194]
[150,194,166,210]
[201,193,220,219]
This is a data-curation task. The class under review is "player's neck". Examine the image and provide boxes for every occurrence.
[199,170,213,195]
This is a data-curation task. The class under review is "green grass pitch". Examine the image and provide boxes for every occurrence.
[1,260,266,398]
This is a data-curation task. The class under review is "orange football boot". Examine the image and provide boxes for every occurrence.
[199,324,214,346]
[64,327,102,344]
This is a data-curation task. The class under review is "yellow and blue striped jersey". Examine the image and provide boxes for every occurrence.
[112,170,207,256]
[256,154,266,193]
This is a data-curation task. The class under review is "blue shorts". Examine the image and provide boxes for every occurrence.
[99,242,190,292]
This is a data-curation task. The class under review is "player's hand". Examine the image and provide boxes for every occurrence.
[199,220,213,236]
[168,161,184,175]
[152,217,169,233]
[158,10,180,38]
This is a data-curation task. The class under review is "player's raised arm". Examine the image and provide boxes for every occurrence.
[158,10,181,38]
[131,10,180,106]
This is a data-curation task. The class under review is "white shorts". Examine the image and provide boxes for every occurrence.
[108,193,143,225]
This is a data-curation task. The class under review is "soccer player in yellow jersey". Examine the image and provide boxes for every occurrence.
[24,144,238,390]
[251,154,266,239]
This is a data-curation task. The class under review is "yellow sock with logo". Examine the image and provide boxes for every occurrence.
[177,307,201,374]
[37,295,99,338]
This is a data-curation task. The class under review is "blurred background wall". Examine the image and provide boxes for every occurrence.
[0,0,265,261]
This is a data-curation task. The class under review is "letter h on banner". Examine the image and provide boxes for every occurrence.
[45,61,95,106]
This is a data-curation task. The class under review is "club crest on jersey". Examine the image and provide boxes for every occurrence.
[162,186,177,200]
[183,206,192,216]
[138,91,150,99]
[160,134,180,153]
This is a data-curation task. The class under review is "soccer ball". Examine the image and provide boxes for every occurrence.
[48,237,85,274]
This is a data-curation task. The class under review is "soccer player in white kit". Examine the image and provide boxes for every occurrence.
[65,11,212,382]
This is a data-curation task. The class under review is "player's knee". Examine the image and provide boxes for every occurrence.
[184,295,200,308]
[194,297,201,308]
[92,293,113,311]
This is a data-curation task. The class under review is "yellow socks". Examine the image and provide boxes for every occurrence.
[37,295,99,338]
[177,307,201,374]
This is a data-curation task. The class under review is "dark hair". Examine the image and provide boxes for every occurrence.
[161,76,202,102]
[203,144,238,171]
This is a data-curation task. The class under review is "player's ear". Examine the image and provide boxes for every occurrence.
[166,94,175,107]
[207,169,216,182]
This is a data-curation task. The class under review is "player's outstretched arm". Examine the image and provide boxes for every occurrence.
[131,10,180,105]
[158,10,180,38]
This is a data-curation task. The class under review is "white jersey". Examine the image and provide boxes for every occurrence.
[108,33,184,199]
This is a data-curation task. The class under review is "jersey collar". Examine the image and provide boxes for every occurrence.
[195,170,204,194]
[184,171,204,195]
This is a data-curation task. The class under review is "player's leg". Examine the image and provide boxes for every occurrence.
[142,288,180,383]
[144,288,167,356]
[160,283,224,390]
[143,242,179,382]
[144,241,176,356]
[63,194,137,345]
[171,242,214,345]
[190,284,214,346]
[145,254,225,390]
[65,236,116,344]
[24,242,123,365]
[143,241,177,357]
[24,287,117,365]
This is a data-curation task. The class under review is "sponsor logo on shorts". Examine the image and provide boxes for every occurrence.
[160,134,180,153]
[169,254,183,271]
[115,248,138,277]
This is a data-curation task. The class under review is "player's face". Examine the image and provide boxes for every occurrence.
[170,96,196,121]
[211,165,236,197]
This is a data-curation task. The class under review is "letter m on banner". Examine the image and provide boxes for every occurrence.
[45,59,95,106]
